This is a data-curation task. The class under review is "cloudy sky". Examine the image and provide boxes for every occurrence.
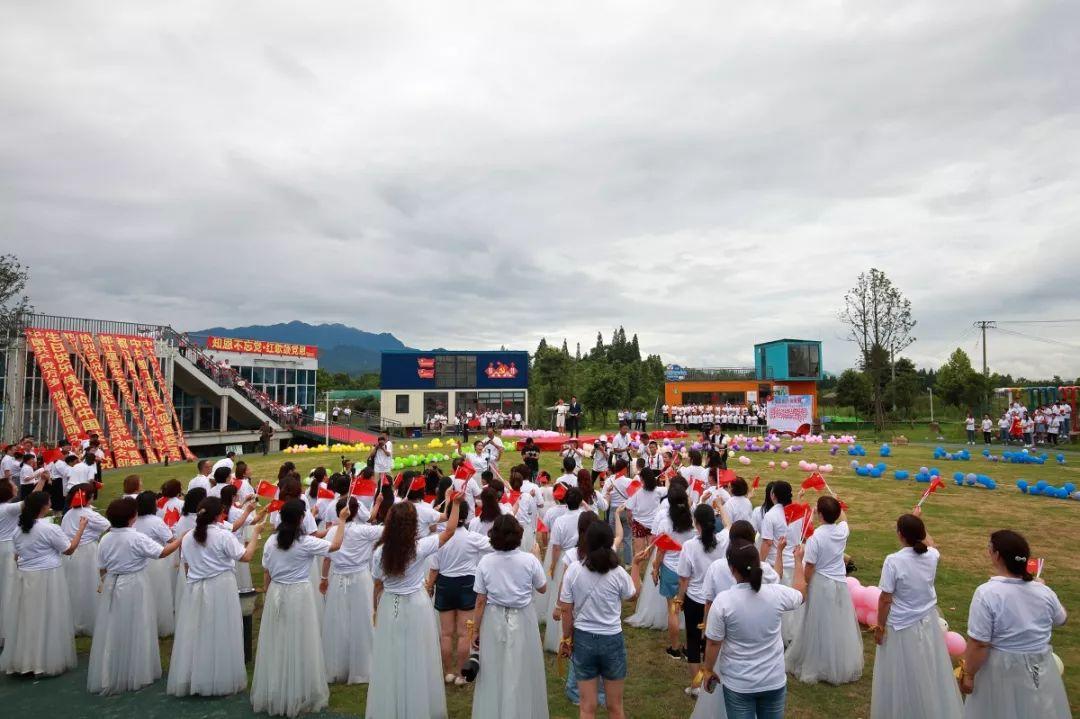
[3,1,1079,377]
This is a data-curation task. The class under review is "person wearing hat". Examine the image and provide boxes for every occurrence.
[591,437,610,483]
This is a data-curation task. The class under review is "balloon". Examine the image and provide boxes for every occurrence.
[866,609,879,627]
[768,461,776,468]
[944,631,967,657]
[1053,652,1064,676]
[919,466,929,475]
[845,576,862,596]
[861,586,882,611]
[739,456,752,465]
[1017,480,1028,491]
[856,607,870,625]
[780,461,789,469]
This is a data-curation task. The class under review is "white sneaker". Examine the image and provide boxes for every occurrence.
[445,673,456,684]
[454,676,468,686]
[684,687,700,698]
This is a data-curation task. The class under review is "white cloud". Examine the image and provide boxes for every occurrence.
[3,0,1079,378]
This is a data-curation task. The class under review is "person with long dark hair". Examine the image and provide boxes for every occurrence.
[471,514,548,719]
[60,484,111,637]
[959,529,1069,718]
[133,490,177,637]
[625,468,668,630]
[366,495,461,718]
[557,521,641,719]
[674,503,726,697]
[545,487,589,653]
[0,473,46,648]
[651,485,697,660]
[251,498,349,716]
[701,541,807,718]
[172,486,206,614]
[869,508,961,719]
[87,498,184,694]
[167,497,262,697]
[757,480,802,642]
[0,491,86,676]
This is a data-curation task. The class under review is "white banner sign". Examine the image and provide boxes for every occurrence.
[766,395,813,434]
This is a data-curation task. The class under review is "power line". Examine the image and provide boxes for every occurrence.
[996,319,1080,325]
[994,326,1080,350]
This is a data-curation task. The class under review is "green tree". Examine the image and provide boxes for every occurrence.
[835,369,872,415]
[936,348,986,410]
[583,362,627,425]
[886,357,920,416]
[0,253,33,337]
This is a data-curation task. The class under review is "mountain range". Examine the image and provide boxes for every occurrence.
[190,321,415,375]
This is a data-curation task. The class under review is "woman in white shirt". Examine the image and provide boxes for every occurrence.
[870,508,961,719]
[167,496,262,698]
[471,514,549,719]
[251,498,349,717]
[319,493,384,684]
[0,474,46,647]
[784,496,863,685]
[171,487,206,616]
[509,470,539,553]
[134,491,179,637]
[959,529,1069,718]
[61,484,112,636]
[675,504,727,697]
[757,481,803,643]
[651,485,698,660]
[625,468,669,630]
[87,497,184,694]
[557,520,641,719]
[965,413,976,444]
[366,495,461,719]
[701,541,807,719]
[723,477,754,525]
[0,490,87,676]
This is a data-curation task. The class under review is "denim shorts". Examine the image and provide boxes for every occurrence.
[433,573,476,612]
[658,564,680,599]
[572,628,627,681]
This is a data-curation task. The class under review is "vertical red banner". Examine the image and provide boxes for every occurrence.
[129,338,182,461]
[138,338,195,460]
[41,330,112,468]
[115,336,174,462]
[99,334,158,464]
[66,332,143,467]
[25,329,82,444]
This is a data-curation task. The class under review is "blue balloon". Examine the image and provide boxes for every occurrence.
[1016,480,1028,490]
[954,476,964,486]
[1057,488,1069,499]
[1036,480,1048,491]
[869,468,883,478]
[984,479,996,490]
[1003,451,1013,460]
[916,473,931,483]
[982,448,991,457]
[930,467,941,476]
[876,463,887,471]
[1029,486,1041,495]
[894,470,909,480]
[953,471,964,481]
[1057,453,1066,463]
[1064,483,1076,494]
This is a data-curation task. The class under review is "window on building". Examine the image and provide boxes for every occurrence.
[423,392,448,419]
[787,343,820,378]
[395,394,410,414]
[435,355,477,388]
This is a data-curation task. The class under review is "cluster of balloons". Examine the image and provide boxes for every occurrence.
[847,444,867,457]
[792,434,826,444]
[827,435,858,444]
[952,472,997,489]
[767,460,791,469]
[934,447,972,461]
[284,442,372,455]
[1017,480,1075,499]
[1002,450,1049,465]
[846,578,967,657]
[853,461,887,478]
[797,459,834,473]
[500,429,563,439]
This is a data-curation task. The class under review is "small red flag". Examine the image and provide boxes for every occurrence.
[751,476,760,489]
[800,506,814,540]
[230,478,243,490]
[625,479,642,497]
[424,493,437,504]
[801,473,827,491]
[839,500,849,511]
[156,496,169,510]
[70,489,88,508]
[163,507,180,527]
[256,480,278,500]
[1026,558,1044,577]
[317,485,336,500]
[350,477,377,498]
[784,502,811,525]
[267,499,284,513]
[536,516,548,533]
[689,478,706,496]
[716,469,737,486]
[653,533,683,552]
[552,484,568,501]
[454,461,476,481]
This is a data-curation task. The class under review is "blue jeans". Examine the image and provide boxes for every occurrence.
[565,660,606,706]
[571,628,627,680]
[608,508,632,565]
[723,685,786,719]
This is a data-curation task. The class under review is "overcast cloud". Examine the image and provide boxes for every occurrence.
[3,1,1079,377]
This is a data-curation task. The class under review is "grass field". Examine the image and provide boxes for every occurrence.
[71,436,1080,718]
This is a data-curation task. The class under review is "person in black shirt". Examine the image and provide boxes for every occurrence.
[520,438,541,479]
[568,396,583,438]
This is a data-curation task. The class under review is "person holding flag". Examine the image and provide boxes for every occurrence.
[757,480,805,644]
[651,485,697,661]
[674,503,727,698]
[60,484,111,637]
[602,460,634,565]
[784,496,863,685]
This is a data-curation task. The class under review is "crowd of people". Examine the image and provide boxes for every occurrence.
[967,400,1073,447]
[663,403,768,431]
[0,427,1071,719]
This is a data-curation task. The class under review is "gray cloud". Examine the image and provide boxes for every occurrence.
[3,1,1079,378]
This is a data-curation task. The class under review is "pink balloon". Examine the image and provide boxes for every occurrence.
[944,631,967,657]
[862,586,882,610]
[856,606,870,625]
[845,576,862,596]
[780,461,789,469]
[767,460,776,468]
[866,609,879,626]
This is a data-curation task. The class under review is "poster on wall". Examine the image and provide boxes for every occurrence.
[766,395,813,435]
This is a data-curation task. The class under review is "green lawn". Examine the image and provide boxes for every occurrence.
[75,436,1080,718]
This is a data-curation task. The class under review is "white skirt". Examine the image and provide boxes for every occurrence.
[690,654,729,719]
[147,556,175,637]
[308,557,325,625]
[0,566,77,676]
[785,573,863,684]
[322,569,375,684]
[0,540,14,646]
[174,560,191,616]
[542,560,567,653]
[471,603,547,719]
[167,570,247,697]
[962,647,1070,719]
[64,540,100,636]
[87,570,161,694]
[870,611,962,719]
[778,561,803,644]
[520,525,536,554]
[625,556,668,630]
[534,542,555,625]
[365,590,447,719]
[252,581,330,717]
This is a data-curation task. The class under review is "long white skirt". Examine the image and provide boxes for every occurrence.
[322,569,375,684]
[785,573,863,684]
[252,581,329,717]
[167,571,246,697]
[0,540,14,646]
[365,590,446,719]
[625,556,668,630]
[174,560,191,616]
[308,557,325,624]
[870,611,962,719]
[542,560,567,653]
[87,570,161,694]
[0,566,77,676]
[690,654,729,719]
[535,541,555,625]
[472,603,547,719]
[64,540,100,636]
[147,556,175,637]
[962,647,1070,719]
[520,525,536,554]
[779,561,803,644]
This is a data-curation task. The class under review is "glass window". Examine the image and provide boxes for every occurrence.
[423,392,448,419]
[252,366,264,384]
[285,369,296,384]
[286,386,296,405]
[395,394,410,414]
[435,355,477,388]
[787,343,819,378]
[455,391,478,416]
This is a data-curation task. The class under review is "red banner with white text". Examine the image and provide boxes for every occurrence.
[25,329,82,445]
[66,332,144,467]
[137,338,195,460]
[129,338,183,461]
[98,334,159,464]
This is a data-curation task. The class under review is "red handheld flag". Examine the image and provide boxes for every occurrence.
[409,475,427,493]
[536,516,548,533]
[156,496,169,510]
[163,507,180,528]
[256,480,278,500]
[716,469,737,486]
[350,477,377,498]
[267,499,284,513]
[916,476,945,507]
[653,533,683,552]
[317,485,336,500]
[751,476,760,490]
[70,489,88,508]
[1026,558,1044,578]
[552,484,568,501]
[784,502,811,525]
[689,478,706,496]
[801,473,827,491]
[454,461,476,481]
[799,506,814,541]
[230,478,243,490]
[625,479,642,497]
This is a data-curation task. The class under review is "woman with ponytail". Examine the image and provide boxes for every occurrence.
[251,498,349,716]
[133,491,178,637]
[701,541,807,718]
[625,468,669,631]
[0,473,46,648]
[172,487,206,616]
[870,508,961,719]
[958,529,1069,718]
[651,485,696,660]
[60,483,111,636]
[675,503,726,697]
[0,491,86,676]
[167,496,262,698]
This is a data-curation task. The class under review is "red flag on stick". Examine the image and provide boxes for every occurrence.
[317,485,336,500]
[716,469,737,486]
[653,533,683,552]
[256,480,278,500]
[751,476,760,490]
[536,516,548,533]
[916,476,945,507]
[350,477,377,498]
[454,461,476,481]
[801,473,827,491]
[267,499,284,513]
[163,507,180,528]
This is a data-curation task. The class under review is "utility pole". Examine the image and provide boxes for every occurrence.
[974,320,996,410]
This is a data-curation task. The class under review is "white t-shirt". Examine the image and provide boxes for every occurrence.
[541,505,568,533]
[270,506,318,535]
[413,501,442,538]
[1,455,20,480]
[803,521,849,580]
[373,445,394,474]
[967,576,1067,653]
[603,474,633,509]
[133,514,173,546]
[473,549,546,609]
[180,524,246,581]
[879,546,940,630]
[611,432,632,458]
[625,488,662,529]
[702,557,780,603]
[676,535,727,604]
[0,502,23,541]
[98,527,163,574]
[371,533,441,595]
[433,527,492,577]
[188,474,213,494]
[13,519,70,570]
[759,504,798,570]
[551,507,586,552]
[514,492,538,529]
[705,582,804,693]
[211,457,235,475]
[559,561,636,635]
[66,462,97,494]
[724,496,753,525]
[965,417,975,431]
[329,521,383,574]
[652,514,697,572]
[61,507,110,545]
[262,534,331,584]
[981,419,993,432]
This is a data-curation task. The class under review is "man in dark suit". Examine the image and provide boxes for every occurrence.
[568,396,583,438]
